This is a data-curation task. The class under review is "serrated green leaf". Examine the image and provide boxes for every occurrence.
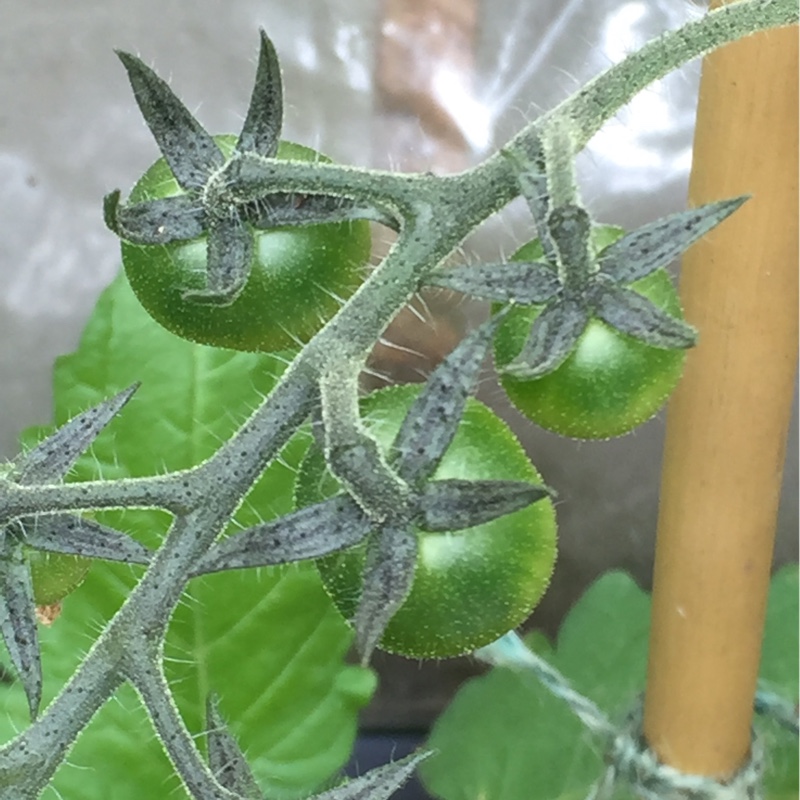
[421,569,798,800]
[0,271,375,799]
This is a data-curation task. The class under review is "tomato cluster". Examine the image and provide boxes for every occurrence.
[113,181,691,655]
[112,161,695,658]
[98,34,704,662]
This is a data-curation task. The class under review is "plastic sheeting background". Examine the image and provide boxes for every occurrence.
[0,0,796,727]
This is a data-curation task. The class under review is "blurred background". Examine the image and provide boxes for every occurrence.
[0,0,796,794]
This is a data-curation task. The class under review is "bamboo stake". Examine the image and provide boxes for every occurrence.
[643,4,798,779]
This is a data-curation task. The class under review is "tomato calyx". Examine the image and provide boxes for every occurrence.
[104,30,287,307]
[319,312,552,661]
[0,385,154,718]
[105,31,396,309]
[429,152,747,379]
[192,478,550,577]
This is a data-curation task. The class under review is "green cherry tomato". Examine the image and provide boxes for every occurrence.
[493,227,687,439]
[295,385,558,659]
[121,135,371,352]
[28,550,91,607]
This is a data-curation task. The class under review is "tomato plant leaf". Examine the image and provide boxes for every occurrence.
[237,29,283,160]
[116,51,224,191]
[421,569,799,800]
[0,272,376,800]
[592,282,697,349]
[11,384,138,485]
[502,297,589,379]
[760,566,799,692]
[393,315,504,486]
[420,573,654,799]
[598,197,748,285]
[427,261,560,304]
[21,514,152,566]
[205,694,264,799]
[109,195,206,246]
[192,495,371,576]
[182,212,254,306]
[756,565,799,793]
[354,524,418,663]
[0,540,41,719]
[315,752,431,800]
[418,479,552,532]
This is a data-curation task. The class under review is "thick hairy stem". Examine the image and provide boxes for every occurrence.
[540,119,579,211]
[300,216,474,373]
[511,0,799,158]
[320,364,410,521]
[319,359,367,453]
[211,153,421,222]
[0,380,314,792]
[196,364,319,495]
[125,647,242,800]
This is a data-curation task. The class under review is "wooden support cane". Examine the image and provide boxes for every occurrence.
[643,3,798,780]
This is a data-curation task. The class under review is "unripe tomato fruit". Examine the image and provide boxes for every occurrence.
[121,135,371,352]
[493,228,687,439]
[295,385,558,659]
